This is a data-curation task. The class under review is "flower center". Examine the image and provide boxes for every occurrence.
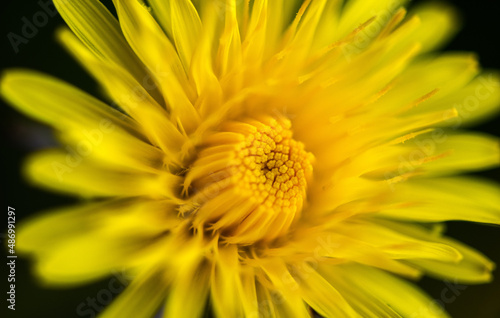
[184,117,313,244]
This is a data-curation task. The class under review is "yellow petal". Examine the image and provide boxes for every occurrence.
[435,72,500,127]
[100,266,169,318]
[237,271,260,318]
[115,0,198,131]
[411,246,496,284]
[24,150,180,199]
[1,70,136,133]
[210,245,244,317]
[334,220,461,262]
[357,131,499,179]
[408,3,460,53]
[113,0,188,87]
[286,0,328,61]
[264,0,299,57]
[336,0,408,41]
[331,263,450,318]
[18,199,178,252]
[57,28,188,164]
[53,0,147,83]
[293,263,360,317]
[235,266,311,318]
[377,221,496,284]
[169,0,202,70]
[163,251,210,317]
[253,279,311,318]
[112,0,201,134]
[380,177,500,224]
[379,53,479,116]
[310,0,342,50]
[319,264,402,317]
[216,0,243,77]
[1,70,165,173]
[147,0,172,40]
[18,199,176,284]
[242,0,269,64]
[413,132,500,175]
[260,260,357,317]
[190,3,224,117]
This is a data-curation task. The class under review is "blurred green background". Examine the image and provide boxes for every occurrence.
[1,0,499,317]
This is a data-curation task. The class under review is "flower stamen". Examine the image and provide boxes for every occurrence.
[184,116,314,244]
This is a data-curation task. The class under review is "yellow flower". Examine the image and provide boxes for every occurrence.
[2,0,500,317]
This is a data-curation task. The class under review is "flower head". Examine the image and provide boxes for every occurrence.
[2,0,500,317]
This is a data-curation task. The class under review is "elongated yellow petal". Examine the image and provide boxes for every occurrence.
[216,0,243,77]
[264,0,299,57]
[100,266,169,318]
[336,0,408,40]
[1,70,137,134]
[56,27,163,115]
[261,260,358,317]
[294,263,360,318]
[53,0,147,83]
[147,0,172,40]
[408,3,460,53]
[284,0,328,61]
[18,199,178,253]
[319,265,402,317]
[24,150,180,199]
[57,28,188,165]
[237,271,260,318]
[378,53,479,115]
[242,0,269,65]
[1,70,168,172]
[169,0,202,70]
[163,254,210,317]
[376,220,496,284]
[253,280,311,318]
[310,0,342,50]
[353,131,499,179]
[433,72,500,127]
[190,3,224,117]
[411,247,495,284]
[331,263,450,317]
[414,132,500,175]
[334,220,461,262]
[113,0,187,86]
[18,199,176,284]
[114,0,201,134]
[380,177,500,224]
[210,246,244,317]
[256,263,323,317]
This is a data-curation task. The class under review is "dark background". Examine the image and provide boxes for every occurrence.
[1,0,499,317]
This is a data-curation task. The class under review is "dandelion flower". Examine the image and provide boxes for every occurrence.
[3,0,500,317]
